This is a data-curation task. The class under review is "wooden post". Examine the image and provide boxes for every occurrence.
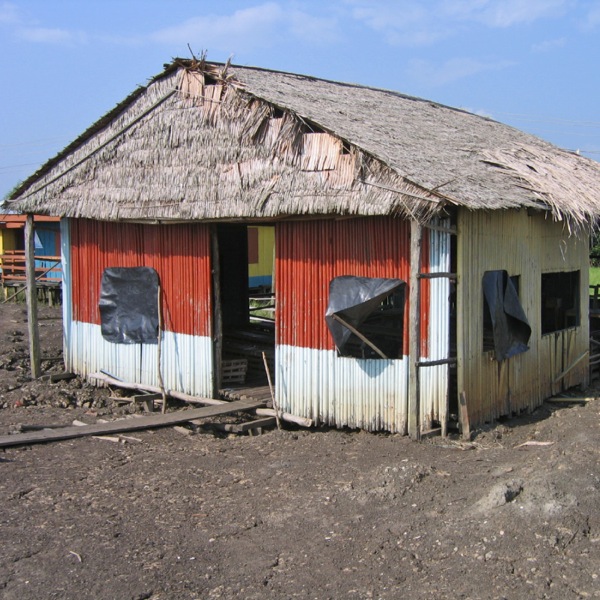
[458,391,471,441]
[262,351,281,430]
[157,283,167,414]
[408,219,422,439]
[211,227,223,398]
[25,214,41,379]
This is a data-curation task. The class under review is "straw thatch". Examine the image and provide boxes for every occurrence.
[7,58,600,228]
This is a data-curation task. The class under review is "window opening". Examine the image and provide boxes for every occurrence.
[541,271,580,334]
[482,270,531,360]
[326,276,406,359]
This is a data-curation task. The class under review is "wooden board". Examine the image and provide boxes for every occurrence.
[210,417,277,433]
[546,396,595,404]
[0,399,266,449]
[458,391,471,441]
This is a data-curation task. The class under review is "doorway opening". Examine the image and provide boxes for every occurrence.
[214,224,276,395]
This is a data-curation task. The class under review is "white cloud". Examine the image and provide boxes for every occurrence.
[17,27,88,44]
[149,3,284,49]
[470,0,571,28]
[347,1,454,46]
[3,2,339,51]
[288,10,341,44]
[532,37,566,52]
[147,3,340,51]
[407,56,514,86]
[0,1,19,24]
[582,4,600,30]
[346,0,573,47]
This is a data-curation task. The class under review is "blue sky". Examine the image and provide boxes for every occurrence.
[1,0,599,198]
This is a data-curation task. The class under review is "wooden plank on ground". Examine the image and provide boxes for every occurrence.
[546,396,595,404]
[210,417,277,433]
[49,372,76,383]
[0,399,266,449]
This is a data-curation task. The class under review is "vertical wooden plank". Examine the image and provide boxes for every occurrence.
[25,214,41,379]
[458,391,471,440]
[408,219,422,439]
[211,226,222,397]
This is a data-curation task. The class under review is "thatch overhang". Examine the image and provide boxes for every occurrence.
[7,58,600,230]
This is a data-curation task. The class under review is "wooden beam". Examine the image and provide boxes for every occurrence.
[255,408,313,428]
[552,350,589,384]
[408,219,422,439]
[418,272,457,280]
[211,226,223,397]
[331,313,388,359]
[210,417,277,433]
[49,372,76,383]
[423,222,457,235]
[546,396,595,404]
[458,391,471,441]
[25,214,41,379]
[89,372,226,406]
[0,399,266,449]
[417,358,458,368]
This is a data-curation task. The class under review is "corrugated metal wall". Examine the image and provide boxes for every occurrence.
[63,219,214,396]
[275,217,451,432]
[419,220,452,430]
[457,209,589,426]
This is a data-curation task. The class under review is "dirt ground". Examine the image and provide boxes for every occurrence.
[1,302,600,599]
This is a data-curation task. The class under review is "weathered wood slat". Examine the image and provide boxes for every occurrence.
[210,417,277,433]
[89,372,226,406]
[0,399,266,448]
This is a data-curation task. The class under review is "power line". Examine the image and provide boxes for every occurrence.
[0,137,73,149]
[0,162,42,173]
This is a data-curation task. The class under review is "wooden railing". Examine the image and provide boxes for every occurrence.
[0,250,62,286]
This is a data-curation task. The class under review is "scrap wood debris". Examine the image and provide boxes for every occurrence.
[515,440,555,448]
[0,398,265,449]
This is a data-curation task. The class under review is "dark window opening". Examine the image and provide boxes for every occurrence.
[341,140,352,155]
[482,270,531,360]
[99,267,159,344]
[326,276,406,360]
[541,271,580,334]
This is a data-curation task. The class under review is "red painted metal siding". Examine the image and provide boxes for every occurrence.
[276,218,430,355]
[70,220,212,337]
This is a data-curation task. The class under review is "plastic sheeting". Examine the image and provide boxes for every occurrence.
[99,267,159,344]
[325,275,405,358]
[482,270,531,361]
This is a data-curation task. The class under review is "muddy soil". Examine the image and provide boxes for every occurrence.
[1,301,600,599]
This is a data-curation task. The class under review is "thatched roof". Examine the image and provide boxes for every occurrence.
[7,58,600,228]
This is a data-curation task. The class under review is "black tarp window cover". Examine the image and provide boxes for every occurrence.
[99,267,159,344]
[482,270,531,361]
[325,275,406,359]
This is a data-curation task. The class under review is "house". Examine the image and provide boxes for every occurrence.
[0,210,61,299]
[6,58,600,437]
